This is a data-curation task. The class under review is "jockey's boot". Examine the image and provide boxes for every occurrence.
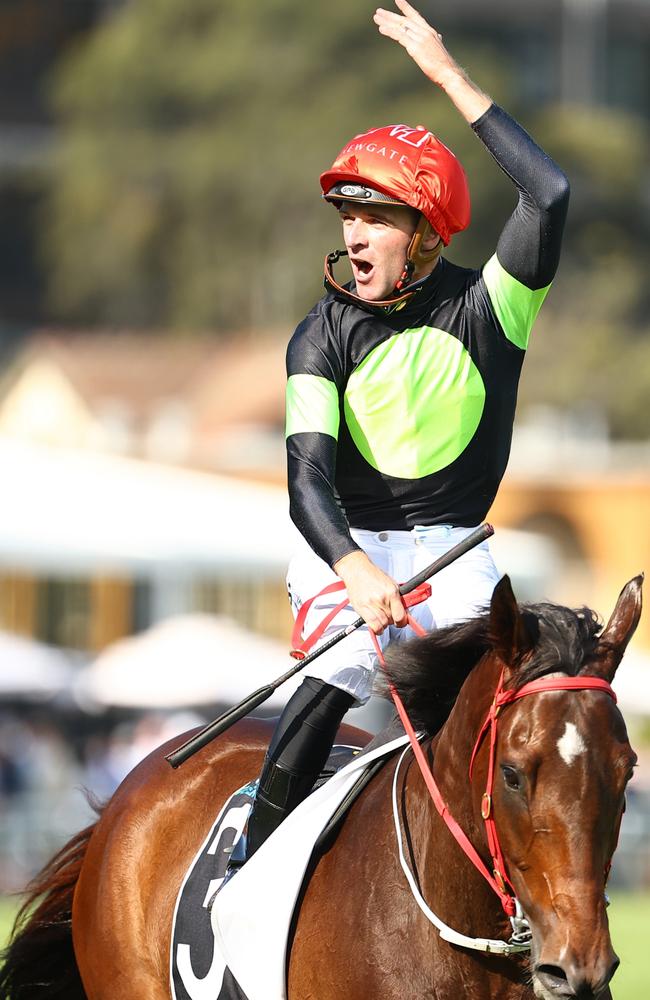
[245,676,355,858]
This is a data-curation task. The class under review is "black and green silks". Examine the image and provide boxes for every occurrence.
[286,104,570,568]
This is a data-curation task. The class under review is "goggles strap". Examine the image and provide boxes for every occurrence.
[407,217,443,272]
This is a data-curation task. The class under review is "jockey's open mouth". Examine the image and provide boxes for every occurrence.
[350,257,374,282]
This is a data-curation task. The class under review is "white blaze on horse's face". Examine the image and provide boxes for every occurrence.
[556,721,587,766]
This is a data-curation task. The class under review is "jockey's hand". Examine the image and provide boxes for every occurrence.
[373,1,491,122]
[373,0,457,88]
[333,550,408,635]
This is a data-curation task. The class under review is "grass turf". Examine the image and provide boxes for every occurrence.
[608,892,650,999]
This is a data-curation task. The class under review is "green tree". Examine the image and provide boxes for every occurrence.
[520,103,650,438]
[44,0,511,330]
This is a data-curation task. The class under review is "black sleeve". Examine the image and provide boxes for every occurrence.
[287,436,360,568]
[472,103,570,289]
[285,314,361,568]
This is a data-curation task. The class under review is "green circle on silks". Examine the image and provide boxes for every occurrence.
[343,325,486,480]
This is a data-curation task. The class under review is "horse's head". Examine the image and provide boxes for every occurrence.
[484,574,642,1000]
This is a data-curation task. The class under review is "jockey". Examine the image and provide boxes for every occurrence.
[241,0,570,861]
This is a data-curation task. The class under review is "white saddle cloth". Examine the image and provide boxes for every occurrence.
[212,733,409,1000]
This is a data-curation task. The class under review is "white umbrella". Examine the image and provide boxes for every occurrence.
[0,631,74,699]
[75,614,301,711]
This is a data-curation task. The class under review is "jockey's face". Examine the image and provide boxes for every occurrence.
[338,202,436,301]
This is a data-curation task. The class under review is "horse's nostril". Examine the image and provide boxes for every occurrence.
[536,965,572,997]
[537,964,568,981]
[536,959,619,999]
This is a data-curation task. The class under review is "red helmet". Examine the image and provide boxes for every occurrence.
[320,123,470,245]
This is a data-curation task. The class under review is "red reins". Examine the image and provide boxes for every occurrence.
[472,672,616,910]
[388,676,521,914]
[289,579,434,659]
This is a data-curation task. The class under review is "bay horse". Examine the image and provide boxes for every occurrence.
[0,574,642,1000]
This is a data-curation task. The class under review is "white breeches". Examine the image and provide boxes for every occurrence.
[286,524,501,705]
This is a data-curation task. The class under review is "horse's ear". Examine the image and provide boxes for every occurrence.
[489,575,536,670]
[590,574,643,681]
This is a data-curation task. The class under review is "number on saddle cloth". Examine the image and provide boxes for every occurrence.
[172,745,362,926]
[170,782,256,1000]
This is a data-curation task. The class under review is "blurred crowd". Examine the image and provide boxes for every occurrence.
[0,708,204,893]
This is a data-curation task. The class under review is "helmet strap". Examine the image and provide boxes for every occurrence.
[399,216,443,287]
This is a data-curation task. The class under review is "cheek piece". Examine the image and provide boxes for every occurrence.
[323,215,443,314]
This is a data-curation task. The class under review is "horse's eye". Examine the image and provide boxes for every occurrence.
[501,764,522,791]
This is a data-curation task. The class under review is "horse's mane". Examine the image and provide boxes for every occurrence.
[380,602,603,735]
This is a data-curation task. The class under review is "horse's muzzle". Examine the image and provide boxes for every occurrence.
[534,954,620,999]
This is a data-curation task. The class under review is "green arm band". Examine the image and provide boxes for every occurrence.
[483,254,551,350]
[286,373,340,439]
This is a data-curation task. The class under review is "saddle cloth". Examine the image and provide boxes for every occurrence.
[170,732,409,1000]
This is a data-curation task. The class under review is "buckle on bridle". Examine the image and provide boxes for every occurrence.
[508,898,532,945]
[493,868,507,893]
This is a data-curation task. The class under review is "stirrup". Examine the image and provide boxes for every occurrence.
[221,830,249,887]
[226,832,248,868]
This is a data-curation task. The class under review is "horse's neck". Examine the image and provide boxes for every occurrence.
[433,653,501,821]
[403,654,507,935]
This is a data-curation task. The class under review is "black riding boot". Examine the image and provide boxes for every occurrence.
[245,676,355,858]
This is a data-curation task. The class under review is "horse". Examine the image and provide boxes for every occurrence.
[0,573,642,1000]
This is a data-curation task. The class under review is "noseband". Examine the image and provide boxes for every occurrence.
[390,670,617,926]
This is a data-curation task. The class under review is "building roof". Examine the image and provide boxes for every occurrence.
[0,436,298,576]
[0,331,287,472]
[1,332,218,425]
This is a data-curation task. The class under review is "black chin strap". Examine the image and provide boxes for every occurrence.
[323,217,443,314]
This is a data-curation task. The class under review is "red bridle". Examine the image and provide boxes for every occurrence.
[291,580,619,918]
[389,668,617,918]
